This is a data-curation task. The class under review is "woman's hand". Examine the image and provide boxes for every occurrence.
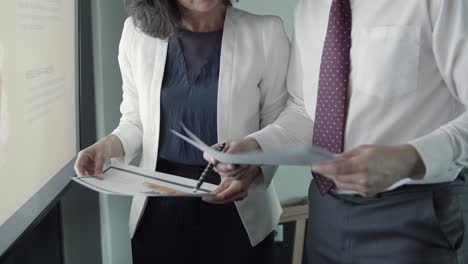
[203,138,263,204]
[74,135,124,179]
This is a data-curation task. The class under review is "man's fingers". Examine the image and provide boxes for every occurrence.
[338,149,360,159]
[334,173,367,185]
[312,158,364,176]
[333,174,376,197]
[311,159,351,175]
[338,145,371,159]
[334,181,356,191]
[333,181,367,195]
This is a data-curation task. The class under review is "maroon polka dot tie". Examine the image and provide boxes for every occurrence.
[312,0,352,196]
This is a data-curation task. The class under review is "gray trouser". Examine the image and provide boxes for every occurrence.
[306,172,468,264]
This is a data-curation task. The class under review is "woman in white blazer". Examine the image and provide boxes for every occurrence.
[74,0,290,263]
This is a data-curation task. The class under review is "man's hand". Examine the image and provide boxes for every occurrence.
[312,144,426,197]
[203,138,263,204]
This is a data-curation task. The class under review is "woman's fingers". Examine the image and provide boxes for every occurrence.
[213,163,240,174]
[215,166,247,179]
[74,147,107,179]
[216,181,245,202]
[74,152,90,176]
[203,152,217,164]
[203,143,220,164]
[203,180,228,203]
[204,141,250,173]
[94,155,105,179]
[232,191,248,202]
[205,179,249,204]
[212,179,231,195]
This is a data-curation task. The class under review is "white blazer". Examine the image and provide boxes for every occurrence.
[111,7,290,246]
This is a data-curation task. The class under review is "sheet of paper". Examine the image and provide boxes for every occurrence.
[72,163,216,197]
[171,123,339,166]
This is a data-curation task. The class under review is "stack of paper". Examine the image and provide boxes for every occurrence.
[74,124,338,197]
[73,163,216,197]
[171,123,338,166]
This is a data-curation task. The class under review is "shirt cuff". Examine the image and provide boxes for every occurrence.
[111,128,138,164]
[409,130,455,181]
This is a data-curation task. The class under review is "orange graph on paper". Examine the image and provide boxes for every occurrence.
[143,182,187,195]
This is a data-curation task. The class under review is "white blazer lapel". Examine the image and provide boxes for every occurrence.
[217,8,236,142]
[129,38,168,239]
[148,39,168,168]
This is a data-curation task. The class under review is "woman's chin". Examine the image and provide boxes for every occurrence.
[178,0,225,14]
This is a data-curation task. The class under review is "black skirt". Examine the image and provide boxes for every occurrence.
[131,159,274,264]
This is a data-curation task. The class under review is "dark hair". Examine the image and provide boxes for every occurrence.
[125,0,232,39]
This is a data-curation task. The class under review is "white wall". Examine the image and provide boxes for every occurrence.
[235,0,297,37]
[93,1,310,263]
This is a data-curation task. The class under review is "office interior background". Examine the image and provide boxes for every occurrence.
[0,0,316,263]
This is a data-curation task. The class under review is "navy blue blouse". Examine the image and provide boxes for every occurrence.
[158,30,223,165]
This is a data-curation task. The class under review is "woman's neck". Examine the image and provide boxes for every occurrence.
[179,4,227,32]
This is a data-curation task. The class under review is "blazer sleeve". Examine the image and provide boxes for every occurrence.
[111,18,143,164]
[247,16,291,189]
[249,3,315,187]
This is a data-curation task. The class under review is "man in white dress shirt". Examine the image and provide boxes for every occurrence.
[205,0,468,263]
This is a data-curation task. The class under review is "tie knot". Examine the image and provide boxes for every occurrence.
[328,0,352,32]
